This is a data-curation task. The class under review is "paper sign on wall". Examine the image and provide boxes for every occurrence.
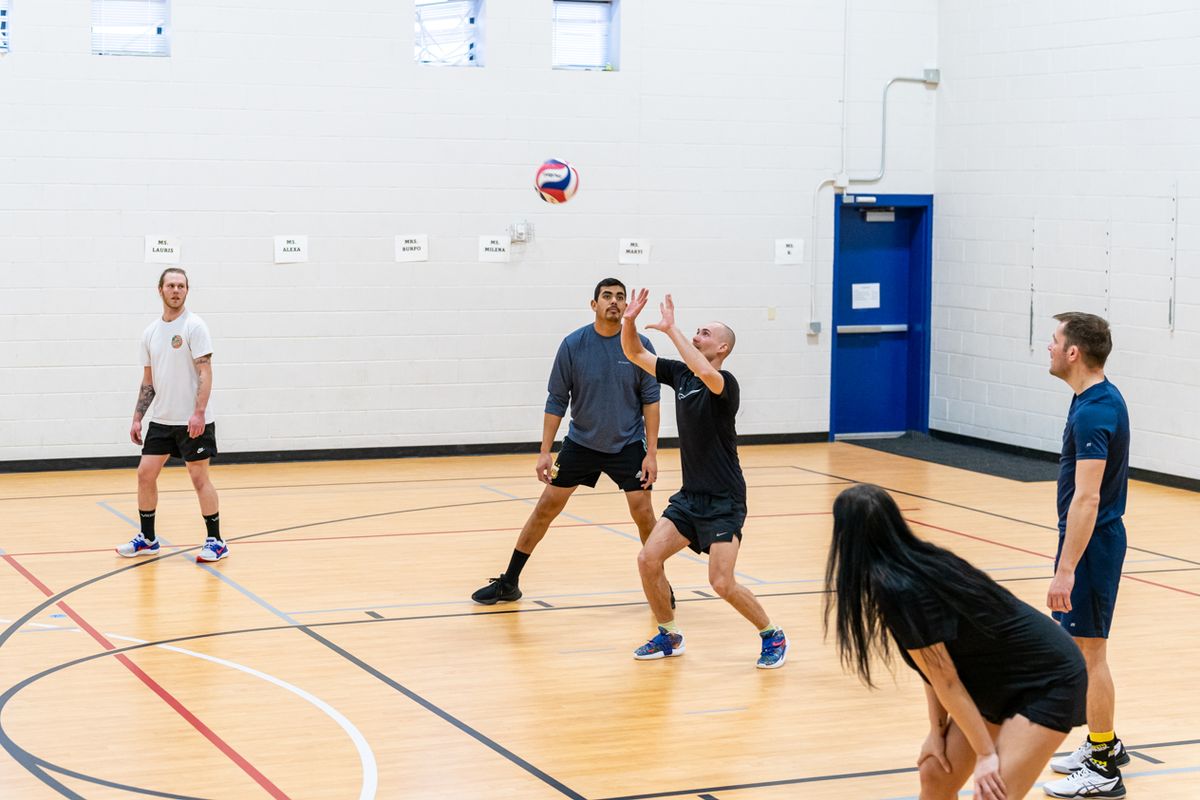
[619,239,651,264]
[274,236,309,264]
[774,239,804,264]
[395,235,429,262]
[851,282,881,310]
[145,236,181,264]
[479,235,511,263]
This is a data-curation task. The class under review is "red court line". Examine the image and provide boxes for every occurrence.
[907,518,1200,599]
[6,507,921,558]
[1,554,293,799]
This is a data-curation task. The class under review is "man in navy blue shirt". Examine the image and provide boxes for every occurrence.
[471,279,662,605]
[1043,312,1131,800]
[620,288,787,669]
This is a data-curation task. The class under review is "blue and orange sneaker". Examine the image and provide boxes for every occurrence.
[633,626,685,660]
[196,538,229,563]
[116,533,160,558]
[757,628,788,669]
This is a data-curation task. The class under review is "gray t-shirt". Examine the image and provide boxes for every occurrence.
[545,324,660,454]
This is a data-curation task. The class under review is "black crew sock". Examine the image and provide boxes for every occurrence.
[505,549,531,584]
[139,510,157,542]
[203,512,222,542]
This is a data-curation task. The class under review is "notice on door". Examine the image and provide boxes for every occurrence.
[851,282,881,310]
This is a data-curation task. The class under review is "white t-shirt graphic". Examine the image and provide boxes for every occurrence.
[140,311,215,425]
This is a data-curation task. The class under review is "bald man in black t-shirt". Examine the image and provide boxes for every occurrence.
[620,289,787,670]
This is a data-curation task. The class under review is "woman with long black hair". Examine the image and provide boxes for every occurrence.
[825,484,1094,800]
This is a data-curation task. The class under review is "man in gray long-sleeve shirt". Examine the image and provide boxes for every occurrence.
[471,278,663,605]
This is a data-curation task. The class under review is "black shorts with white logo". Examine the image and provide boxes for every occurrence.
[142,421,218,462]
[662,490,746,554]
[550,437,650,492]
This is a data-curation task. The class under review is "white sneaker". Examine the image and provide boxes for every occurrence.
[1043,762,1126,798]
[116,533,160,557]
[196,539,229,562]
[1051,738,1129,774]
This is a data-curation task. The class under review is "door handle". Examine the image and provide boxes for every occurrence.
[836,324,909,334]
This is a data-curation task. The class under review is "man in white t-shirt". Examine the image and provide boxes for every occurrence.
[116,268,228,563]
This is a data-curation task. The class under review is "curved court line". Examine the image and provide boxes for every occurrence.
[111,633,379,800]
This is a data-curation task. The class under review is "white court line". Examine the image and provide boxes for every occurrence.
[2,618,379,800]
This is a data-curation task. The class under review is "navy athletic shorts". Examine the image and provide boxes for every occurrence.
[1053,519,1126,639]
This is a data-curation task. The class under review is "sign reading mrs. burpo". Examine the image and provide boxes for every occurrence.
[478,235,511,263]
[274,235,309,264]
[145,236,181,264]
[395,234,429,263]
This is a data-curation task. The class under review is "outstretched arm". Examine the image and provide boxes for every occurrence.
[652,294,724,396]
[621,288,658,376]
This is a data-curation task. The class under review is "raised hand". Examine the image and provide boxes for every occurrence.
[647,293,676,333]
[624,288,650,321]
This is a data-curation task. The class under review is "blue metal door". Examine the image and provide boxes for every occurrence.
[830,194,932,438]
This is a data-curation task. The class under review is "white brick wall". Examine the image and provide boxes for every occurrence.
[934,0,1200,479]
[0,0,939,462]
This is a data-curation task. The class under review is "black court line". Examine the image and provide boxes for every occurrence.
[35,757,212,799]
[295,625,586,799]
[792,465,1200,568]
[533,600,554,608]
[364,611,384,620]
[698,794,721,800]
[1130,750,1165,765]
[692,590,715,598]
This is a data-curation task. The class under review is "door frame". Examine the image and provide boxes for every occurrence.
[829,192,934,440]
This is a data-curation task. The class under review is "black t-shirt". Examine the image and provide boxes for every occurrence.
[655,358,746,501]
[879,581,1085,722]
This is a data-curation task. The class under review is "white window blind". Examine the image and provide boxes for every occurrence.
[415,0,481,67]
[553,0,614,70]
[0,1,10,54]
[92,0,170,57]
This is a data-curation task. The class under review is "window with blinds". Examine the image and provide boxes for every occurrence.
[415,0,482,67]
[553,0,617,71]
[0,1,10,54]
[92,0,170,57]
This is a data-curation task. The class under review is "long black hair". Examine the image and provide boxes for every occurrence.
[823,483,1015,687]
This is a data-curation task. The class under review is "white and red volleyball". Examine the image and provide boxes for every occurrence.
[534,159,579,204]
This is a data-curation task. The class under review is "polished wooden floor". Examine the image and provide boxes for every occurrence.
[1,443,1197,799]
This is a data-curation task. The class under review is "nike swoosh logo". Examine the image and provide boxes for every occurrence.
[678,388,703,399]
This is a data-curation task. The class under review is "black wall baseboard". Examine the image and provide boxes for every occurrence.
[930,429,1200,494]
[0,431,830,475]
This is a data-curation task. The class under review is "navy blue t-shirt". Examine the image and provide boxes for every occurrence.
[1057,379,1130,532]
[655,358,746,501]
[545,324,660,454]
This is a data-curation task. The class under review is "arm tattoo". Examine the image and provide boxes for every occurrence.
[135,384,155,417]
[194,355,212,366]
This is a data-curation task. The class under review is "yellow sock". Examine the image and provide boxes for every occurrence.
[660,620,680,634]
[758,623,778,635]
[1089,730,1115,744]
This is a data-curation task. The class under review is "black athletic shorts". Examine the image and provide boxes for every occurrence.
[142,421,218,462]
[662,490,746,554]
[988,667,1089,734]
[550,437,650,492]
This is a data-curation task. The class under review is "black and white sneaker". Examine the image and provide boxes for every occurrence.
[471,574,522,605]
[1043,762,1126,798]
[1051,738,1130,774]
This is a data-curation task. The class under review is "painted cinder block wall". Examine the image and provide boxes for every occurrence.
[0,0,938,463]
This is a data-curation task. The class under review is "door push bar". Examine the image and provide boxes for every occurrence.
[835,324,909,334]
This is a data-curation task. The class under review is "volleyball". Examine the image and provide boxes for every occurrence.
[535,159,579,204]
